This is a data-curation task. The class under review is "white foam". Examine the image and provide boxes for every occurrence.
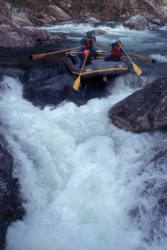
[0,76,164,250]
[151,54,167,63]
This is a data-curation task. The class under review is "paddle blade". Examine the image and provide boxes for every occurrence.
[73,76,81,91]
[132,62,142,76]
[30,53,47,60]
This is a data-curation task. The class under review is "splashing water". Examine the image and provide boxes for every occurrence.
[0,74,163,250]
[1,20,167,250]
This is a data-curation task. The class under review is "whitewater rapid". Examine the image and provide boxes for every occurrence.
[0,75,164,250]
[1,21,167,250]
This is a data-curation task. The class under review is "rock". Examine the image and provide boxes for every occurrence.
[130,175,167,242]
[149,18,167,27]
[91,29,107,36]
[23,63,77,106]
[47,4,71,21]
[124,15,149,30]
[0,25,30,48]
[150,18,162,25]
[9,6,33,27]
[21,27,67,46]
[108,78,167,132]
[0,24,67,48]
[0,134,24,250]
[149,25,160,31]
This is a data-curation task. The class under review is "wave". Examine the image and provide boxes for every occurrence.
[151,54,167,63]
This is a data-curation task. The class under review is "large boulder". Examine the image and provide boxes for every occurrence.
[0,24,67,48]
[9,5,33,27]
[124,15,149,30]
[47,4,71,21]
[108,78,167,132]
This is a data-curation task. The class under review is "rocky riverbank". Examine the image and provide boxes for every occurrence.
[0,0,167,48]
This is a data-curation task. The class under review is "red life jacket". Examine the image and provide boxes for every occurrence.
[85,38,94,49]
[111,47,122,57]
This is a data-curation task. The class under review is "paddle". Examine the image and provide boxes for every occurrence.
[73,53,89,91]
[118,43,142,76]
[127,52,156,63]
[29,46,81,60]
[95,41,111,49]
[97,42,155,63]
[96,42,147,73]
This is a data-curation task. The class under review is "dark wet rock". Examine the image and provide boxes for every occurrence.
[22,54,109,107]
[151,18,162,25]
[123,15,149,30]
[21,27,67,47]
[149,18,166,26]
[91,29,107,36]
[0,24,67,48]
[129,148,167,241]
[149,25,160,31]
[0,134,24,250]
[108,78,167,132]
[148,17,167,30]
[130,173,167,242]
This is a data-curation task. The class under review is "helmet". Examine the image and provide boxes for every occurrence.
[87,31,92,36]
[116,40,121,44]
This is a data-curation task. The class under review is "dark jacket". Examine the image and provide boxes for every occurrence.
[80,36,96,49]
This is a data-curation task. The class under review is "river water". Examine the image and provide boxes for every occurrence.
[1,21,167,250]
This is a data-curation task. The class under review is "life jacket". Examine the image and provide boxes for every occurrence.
[85,38,94,49]
[111,47,122,57]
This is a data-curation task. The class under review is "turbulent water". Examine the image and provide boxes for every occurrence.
[1,21,167,250]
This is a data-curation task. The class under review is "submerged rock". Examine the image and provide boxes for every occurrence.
[108,78,167,132]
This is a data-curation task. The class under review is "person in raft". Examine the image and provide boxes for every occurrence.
[105,40,124,62]
[79,31,97,66]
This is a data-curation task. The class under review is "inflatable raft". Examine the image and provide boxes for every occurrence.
[64,52,129,79]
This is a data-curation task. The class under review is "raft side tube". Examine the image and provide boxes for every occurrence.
[64,54,129,79]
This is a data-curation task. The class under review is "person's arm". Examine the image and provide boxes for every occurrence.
[80,38,85,45]
[80,38,86,49]
[111,42,116,48]
[120,47,126,55]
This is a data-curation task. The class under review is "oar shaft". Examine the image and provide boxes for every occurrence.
[73,54,88,91]
[95,42,111,49]
[128,52,155,63]
[118,42,142,76]
[80,54,88,74]
[46,46,81,56]
[31,46,81,60]
[120,46,133,64]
